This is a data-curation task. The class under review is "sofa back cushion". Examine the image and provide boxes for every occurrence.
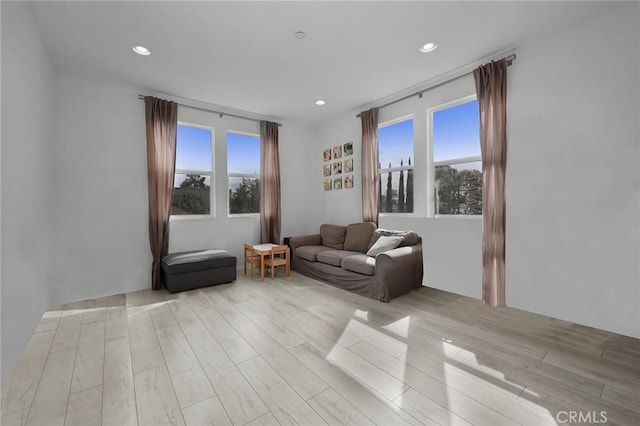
[343,222,376,253]
[320,224,347,250]
[368,228,420,250]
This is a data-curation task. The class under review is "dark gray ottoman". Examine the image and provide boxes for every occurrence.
[161,249,237,293]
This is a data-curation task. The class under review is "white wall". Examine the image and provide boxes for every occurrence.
[169,107,315,261]
[1,3,638,395]
[49,74,317,307]
[1,1,56,387]
[169,108,261,261]
[314,116,363,224]
[49,75,150,306]
[313,75,483,299]
[279,122,319,238]
[506,3,639,337]
[312,4,640,337]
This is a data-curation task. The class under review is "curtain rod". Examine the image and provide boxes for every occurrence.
[356,53,516,118]
[137,94,283,127]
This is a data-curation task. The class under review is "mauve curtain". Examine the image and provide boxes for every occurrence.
[144,96,178,290]
[360,107,380,225]
[473,60,508,307]
[260,121,281,244]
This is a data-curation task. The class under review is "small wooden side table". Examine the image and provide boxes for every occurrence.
[247,243,289,281]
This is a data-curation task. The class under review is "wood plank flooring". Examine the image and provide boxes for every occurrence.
[2,271,639,426]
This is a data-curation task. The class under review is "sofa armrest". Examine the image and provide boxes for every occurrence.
[376,245,422,268]
[375,244,424,299]
[288,233,322,250]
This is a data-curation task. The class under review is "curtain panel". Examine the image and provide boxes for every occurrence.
[473,59,508,307]
[360,107,380,225]
[260,121,281,244]
[144,96,178,290]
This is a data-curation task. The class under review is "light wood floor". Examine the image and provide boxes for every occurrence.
[2,271,639,426]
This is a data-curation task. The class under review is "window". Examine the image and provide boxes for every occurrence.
[378,117,414,213]
[172,123,213,216]
[431,96,482,216]
[227,132,260,214]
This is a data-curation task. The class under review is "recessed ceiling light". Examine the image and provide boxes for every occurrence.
[315,100,326,106]
[132,45,151,56]
[419,42,437,53]
[294,31,306,39]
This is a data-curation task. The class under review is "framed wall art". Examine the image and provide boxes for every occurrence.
[323,178,332,191]
[343,141,353,156]
[344,174,354,189]
[333,161,342,175]
[333,145,342,159]
[344,158,353,173]
[323,142,354,192]
[333,177,343,190]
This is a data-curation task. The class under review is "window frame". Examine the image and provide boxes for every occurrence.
[427,94,482,218]
[377,114,415,216]
[170,121,215,220]
[226,130,261,217]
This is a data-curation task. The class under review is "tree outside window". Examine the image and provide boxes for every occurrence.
[378,117,414,213]
[431,97,482,216]
[171,124,213,216]
[227,132,260,214]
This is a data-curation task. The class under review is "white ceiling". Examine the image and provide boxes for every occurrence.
[28,1,621,125]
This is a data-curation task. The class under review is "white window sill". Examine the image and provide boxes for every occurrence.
[170,214,215,221]
[227,213,260,219]
[379,212,418,217]
[434,214,482,219]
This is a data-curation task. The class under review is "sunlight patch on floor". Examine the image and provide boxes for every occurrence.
[41,309,63,318]
[324,313,410,404]
[382,316,412,338]
[60,308,83,316]
[125,301,170,318]
[439,337,465,357]
[442,344,556,424]
[353,309,369,321]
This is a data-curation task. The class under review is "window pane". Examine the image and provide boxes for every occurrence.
[227,132,260,174]
[378,169,414,213]
[229,177,260,214]
[176,125,212,171]
[172,173,211,215]
[433,99,480,162]
[378,118,414,169]
[435,161,482,215]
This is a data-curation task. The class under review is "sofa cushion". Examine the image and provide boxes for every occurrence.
[368,229,420,250]
[320,224,347,250]
[366,235,404,257]
[296,245,330,262]
[317,250,362,267]
[341,254,376,276]
[343,222,376,253]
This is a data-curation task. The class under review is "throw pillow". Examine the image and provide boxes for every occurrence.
[366,235,404,257]
[367,229,419,250]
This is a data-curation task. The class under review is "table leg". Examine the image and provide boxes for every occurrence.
[286,248,290,277]
[260,253,265,281]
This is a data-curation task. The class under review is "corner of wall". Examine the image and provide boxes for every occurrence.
[1,1,57,388]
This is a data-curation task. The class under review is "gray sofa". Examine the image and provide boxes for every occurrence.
[289,222,423,302]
